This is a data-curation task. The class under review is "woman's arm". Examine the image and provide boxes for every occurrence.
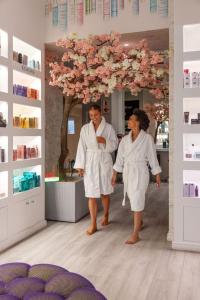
[74,127,87,175]
[147,135,162,179]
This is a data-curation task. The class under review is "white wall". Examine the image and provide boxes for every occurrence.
[45,1,169,42]
[174,0,200,25]
[0,0,44,48]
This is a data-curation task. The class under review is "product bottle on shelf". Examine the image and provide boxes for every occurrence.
[195,185,199,197]
[183,69,190,88]
[189,184,196,197]
[192,72,199,88]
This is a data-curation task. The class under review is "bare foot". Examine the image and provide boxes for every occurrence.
[125,233,140,245]
[101,214,109,226]
[86,225,97,235]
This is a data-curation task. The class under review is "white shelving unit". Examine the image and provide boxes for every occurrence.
[0,27,46,252]
[173,23,200,251]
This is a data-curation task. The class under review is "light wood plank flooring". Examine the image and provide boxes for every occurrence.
[0,183,199,300]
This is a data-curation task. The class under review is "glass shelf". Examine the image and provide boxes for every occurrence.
[183,134,200,161]
[0,171,8,199]
[183,98,200,125]
[13,103,41,129]
[13,70,41,100]
[0,29,8,58]
[0,101,8,127]
[0,65,8,93]
[13,36,41,71]
[13,136,41,161]
[13,164,41,194]
[183,170,200,198]
[183,24,200,53]
[0,136,8,163]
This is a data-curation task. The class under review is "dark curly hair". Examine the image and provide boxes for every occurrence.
[89,104,101,112]
[132,109,150,131]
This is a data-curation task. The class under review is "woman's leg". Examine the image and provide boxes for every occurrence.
[125,211,142,244]
[101,194,110,226]
[87,198,98,235]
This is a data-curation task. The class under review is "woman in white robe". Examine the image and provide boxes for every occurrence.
[112,109,161,244]
[74,104,118,235]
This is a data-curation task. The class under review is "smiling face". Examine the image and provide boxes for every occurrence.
[128,114,140,132]
[89,108,102,126]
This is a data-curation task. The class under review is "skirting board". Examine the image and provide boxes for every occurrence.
[172,241,200,252]
[0,220,47,253]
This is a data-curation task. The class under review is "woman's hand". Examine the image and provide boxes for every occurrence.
[156,174,161,188]
[111,171,117,187]
[96,136,106,144]
[77,168,84,177]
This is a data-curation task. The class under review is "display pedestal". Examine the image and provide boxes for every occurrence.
[45,177,89,222]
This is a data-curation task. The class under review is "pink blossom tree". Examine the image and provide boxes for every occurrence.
[49,32,168,180]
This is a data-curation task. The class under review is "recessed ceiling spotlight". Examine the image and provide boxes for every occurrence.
[124,43,129,47]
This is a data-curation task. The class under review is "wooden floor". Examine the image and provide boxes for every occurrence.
[0,183,200,300]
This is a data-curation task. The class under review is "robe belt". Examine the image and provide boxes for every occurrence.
[122,161,147,206]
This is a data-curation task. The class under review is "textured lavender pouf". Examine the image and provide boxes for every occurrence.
[0,263,106,300]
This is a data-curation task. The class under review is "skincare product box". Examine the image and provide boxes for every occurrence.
[13,171,40,193]
[183,183,199,197]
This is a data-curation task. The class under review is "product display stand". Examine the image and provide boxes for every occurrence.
[0,28,46,252]
[173,23,200,251]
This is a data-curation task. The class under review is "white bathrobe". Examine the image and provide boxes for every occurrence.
[113,130,161,212]
[74,117,118,198]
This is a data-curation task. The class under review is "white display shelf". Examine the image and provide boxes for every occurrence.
[13,36,41,70]
[13,158,42,168]
[0,29,8,58]
[0,171,8,200]
[13,70,41,100]
[0,27,45,252]
[0,136,8,163]
[13,61,41,79]
[183,52,200,62]
[13,186,42,201]
[13,103,41,129]
[0,64,8,93]
[183,24,200,53]
[0,56,8,66]
[183,134,200,161]
[183,89,200,98]
[183,124,200,133]
[12,128,42,136]
[13,95,42,107]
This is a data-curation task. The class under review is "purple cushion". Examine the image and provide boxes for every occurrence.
[6,278,44,299]
[0,281,5,295]
[24,292,64,300]
[28,264,69,282]
[45,272,94,298]
[0,263,30,283]
[0,296,19,300]
[0,263,106,300]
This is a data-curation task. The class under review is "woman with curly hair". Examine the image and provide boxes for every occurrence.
[112,109,161,244]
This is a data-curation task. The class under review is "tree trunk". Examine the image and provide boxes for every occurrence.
[58,96,73,181]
